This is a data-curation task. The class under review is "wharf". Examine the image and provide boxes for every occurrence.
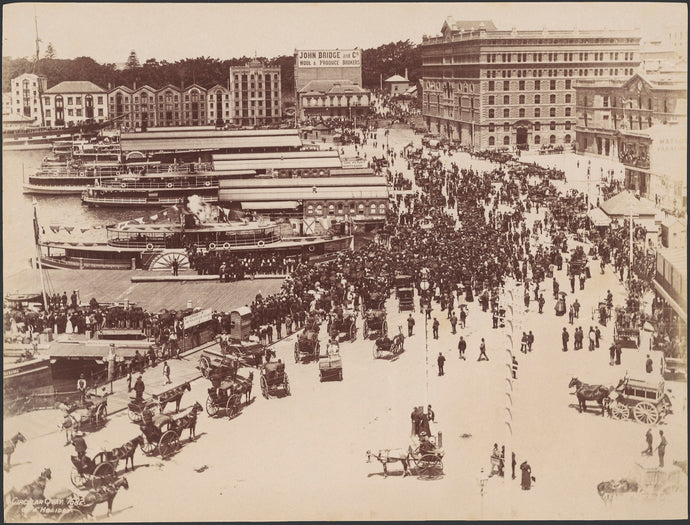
[5,268,285,312]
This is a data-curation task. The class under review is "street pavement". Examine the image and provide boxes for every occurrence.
[3,126,687,521]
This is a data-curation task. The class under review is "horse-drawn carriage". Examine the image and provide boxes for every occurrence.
[373,328,405,359]
[198,338,265,376]
[206,372,254,418]
[329,310,358,343]
[394,275,413,298]
[597,462,686,504]
[318,340,343,382]
[127,381,193,423]
[608,377,673,425]
[398,287,415,312]
[60,394,109,437]
[363,309,388,340]
[366,434,444,479]
[361,290,386,313]
[139,402,203,458]
[294,330,321,363]
[614,307,642,349]
[259,361,290,398]
[69,454,118,491]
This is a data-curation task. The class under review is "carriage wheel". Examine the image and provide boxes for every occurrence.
[610,402,629,421]
[260,376,270,399]
[373,345,380,359]
[199,357,211,378]
[128,406,142,423]
[92,452,106,466]
[140,437,156,456]
[59,509,84,522]
[382,319,388,337]
[416,454,443,480]
[92,462,116,489]
[634,401,659,425]
[4,503,25,522]
[159,431,179,459]
[226,394,241,418]
[294,343,300,363]
[349,324,357,342]
[70,467,88,490]
[95,403,107,426]
[284,377,291,395]
[205,396,219,417]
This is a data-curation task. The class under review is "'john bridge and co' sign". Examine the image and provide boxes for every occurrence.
[297,49,361,68]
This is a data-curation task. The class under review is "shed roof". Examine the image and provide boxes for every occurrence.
[600,190,659,217]
[385,75,409,83]
[298,79,368,95]
[45,81,106,94]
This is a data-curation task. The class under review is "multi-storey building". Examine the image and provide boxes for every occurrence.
[297,80,371,119]
[181,84,207,126]
[10,73,48,125]
[207,84,232,126]
[42,81,107,128]
[132,85,158,129]
[155,85,183,128]
[3,92,13,115]
[575,66,686,213]
[229,60,282,126]
[421,18,641,150]
[107,85,134,130]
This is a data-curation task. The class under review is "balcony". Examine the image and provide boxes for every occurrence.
[618,151,650,169]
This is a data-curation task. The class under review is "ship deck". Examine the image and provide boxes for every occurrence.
[5,268,285,312]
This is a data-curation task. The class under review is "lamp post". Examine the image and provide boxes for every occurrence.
[503,285,517,519]
[420,278,430,407]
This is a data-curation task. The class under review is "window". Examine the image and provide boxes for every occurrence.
[357,204,364,215]
[534,108,540,117]
[503,136,510,145]
[565,107,571,116]
[565,94,571,103]
[565,121,571,130]
[565,80,571,89]
[379,203,386,215]
[488,123,495,132]
[603,96,609,108]
[45,109,51,117]
[550,108,556,117]
[328,204,335,216]
[519,80,525,90]
[534,135,540,144]
[504,122,510,132]
[44,97,50,106]
[489,109,495,118]
[550,94,556,104]
[519,108,525,117]
[488,95,495,105]
[534,80,540,90]
[503,108,509,118]
[549,135,556,144]
[67,108,74,116]
[550,121,556,130]
[534,122,540,131]
[503,95,509,104]
[534,94,541,104]
[316,204,323,215]
[503,80,509,90]
[488,136,495,146]
[76,109,82,117]
[488,81,494,91]
[67,97,73,105]
[97,96,103,104]
[550,80,556,90]
[370,203,377,215]
[307,204,314,215]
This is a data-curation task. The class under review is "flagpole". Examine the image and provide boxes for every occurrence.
[33,199,49,310]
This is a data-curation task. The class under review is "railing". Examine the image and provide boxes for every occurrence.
[107,232,283,249]
[83,195,218,205]
[42,255,133,269]
[96,179,219,190]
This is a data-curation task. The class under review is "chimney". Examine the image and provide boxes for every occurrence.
[133,81,137,91]
[108,82,111,90]
[405,68,408,80]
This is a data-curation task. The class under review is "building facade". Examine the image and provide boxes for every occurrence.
[384,74,411,96]
[229,60,282,126]
[42,81,107,128]
[10,73,48,125]
[421,18,641,150]
[207,84,232,126]
[297,80,370,120]
[3,92,13,115]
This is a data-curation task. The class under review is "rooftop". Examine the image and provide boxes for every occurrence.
[298,79,369,95]
[384,75,409,83]
[45,81,106,94]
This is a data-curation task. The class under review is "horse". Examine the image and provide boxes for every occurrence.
[366,449,412,477]
[4,467,51,507]
[158,382,191,413]
[568,378,610,415]
[96,435,145,473]
[597,479,639,504]
[172,401,204,440]
[4,432,26,471]
[50,477,129,518]
[235,372,254,404]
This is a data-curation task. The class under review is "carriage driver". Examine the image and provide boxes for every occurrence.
[418,431,441,457]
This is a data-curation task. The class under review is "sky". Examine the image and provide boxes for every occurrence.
[2,2,687,63]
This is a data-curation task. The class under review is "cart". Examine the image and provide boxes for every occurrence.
[319,340,343,382]
[398,287,415,312]
[363,309,388,340]
[139,402,203,457]
[614,308,641,349]
[329,310,358,343]
[373,329,405,359]
[294,330,320,363]
[198,338,265,377]
[69,454,117,490]
[634,462,686,497]
[260,361,290,398]
[608,377,673,425]
[394,274,413,298]
[127,397,160,424]
[205,373,254,418]
[361,290,386,314]
[61,394,109,435]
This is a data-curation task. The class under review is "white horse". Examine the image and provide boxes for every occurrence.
[366,448,412,477]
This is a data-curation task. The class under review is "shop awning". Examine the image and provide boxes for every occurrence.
[588,207,611,227]
[241,201,300,210]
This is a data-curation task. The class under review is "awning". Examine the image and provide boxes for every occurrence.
[634,217,659,233]
[242,201,300,210]
[653,280,687,323]
[588,207,611,227]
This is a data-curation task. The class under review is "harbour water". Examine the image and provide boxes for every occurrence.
[2,149,138,276]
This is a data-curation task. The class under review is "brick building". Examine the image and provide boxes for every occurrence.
[421,18,641,150]
[43,81,107,128]
[10,72,47,125]
[229,60,282,126]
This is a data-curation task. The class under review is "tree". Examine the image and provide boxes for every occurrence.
[126,50,140,69]
[44,42,56,59]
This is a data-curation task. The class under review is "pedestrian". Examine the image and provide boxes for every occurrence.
[171,258,179,277]
[437,352,446,376]
[645,354,653,373]
[127,370,132,392]
[573,299,580,318]
[562,327,569,352]
[520,461,532,490]
[615,343,622,365]
[134,375,145,402]
[450,313,457,334]
[569,275,575,294]
[168,330,179,359]
[432,318,439,339]
[595,326,601,348]
[579,274,585,290]
[538,294,545,314]
[163,361,171,384]
[527,330,534,352]
[588,327,596,351]
[427,404,435,422]
[609,344,616,366]
[459,308,467,328]
[478,338,489,361]
[568,305,574,325]
[656,430,667,467]
[407,314,415,336]
[520,332,528,354]
[492,309,499,329]
[77,373,87,405]
[458,336,466,360]
[642,428,653,456]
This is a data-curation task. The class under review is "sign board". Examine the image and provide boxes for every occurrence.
[341,157,368,169]
[297,49,361,68]
[183,308,213,330]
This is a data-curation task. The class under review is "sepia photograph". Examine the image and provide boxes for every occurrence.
[2,1,687,521]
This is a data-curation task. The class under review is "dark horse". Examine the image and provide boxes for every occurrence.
[4,467,51,507]
[158,381,191,413]
[94,435,145,472]
[569,378,610,415]
[157,401,204,441]
[4,431,26,471]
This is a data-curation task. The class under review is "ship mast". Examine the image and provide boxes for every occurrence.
[34,8,45,127]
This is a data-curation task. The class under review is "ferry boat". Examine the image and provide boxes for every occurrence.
[37,199,352,270]
[82,170,220,207]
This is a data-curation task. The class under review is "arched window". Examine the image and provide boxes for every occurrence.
[488,95,495,105]
[337,203,344,214]
[488,136,495,146]
[503,108,509,118]
[316,204,323,215]
[565,94,571,103]
[550,121,556,130]
[564,134,571,143]
[489,109,495,118]
[503,136,510,145]
[550,107,556,117]
[357,203,365,215]
[503,122,510,132]
[549,135,556,144]
[379,203,386,215]
[534,94,540,104]
[519,108,525,117]
[307,204,314,215]
[534,135,541,144]
[503,95,510,104]
[534,108,540,117]
[519,95,525,104]
[550,94,556,104]
[328,204,335,215]
[370,203,377,215]
[488,123,495,132]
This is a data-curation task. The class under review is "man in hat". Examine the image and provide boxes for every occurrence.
[77,373,87,405]
[418,431,438,456]
[437,351,446,376]
[163,361,171,384]
[134,375,145,402]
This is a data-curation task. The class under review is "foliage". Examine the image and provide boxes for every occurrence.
[44,43,56,59]
[361,40,421,90]
[125,50,140,69]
